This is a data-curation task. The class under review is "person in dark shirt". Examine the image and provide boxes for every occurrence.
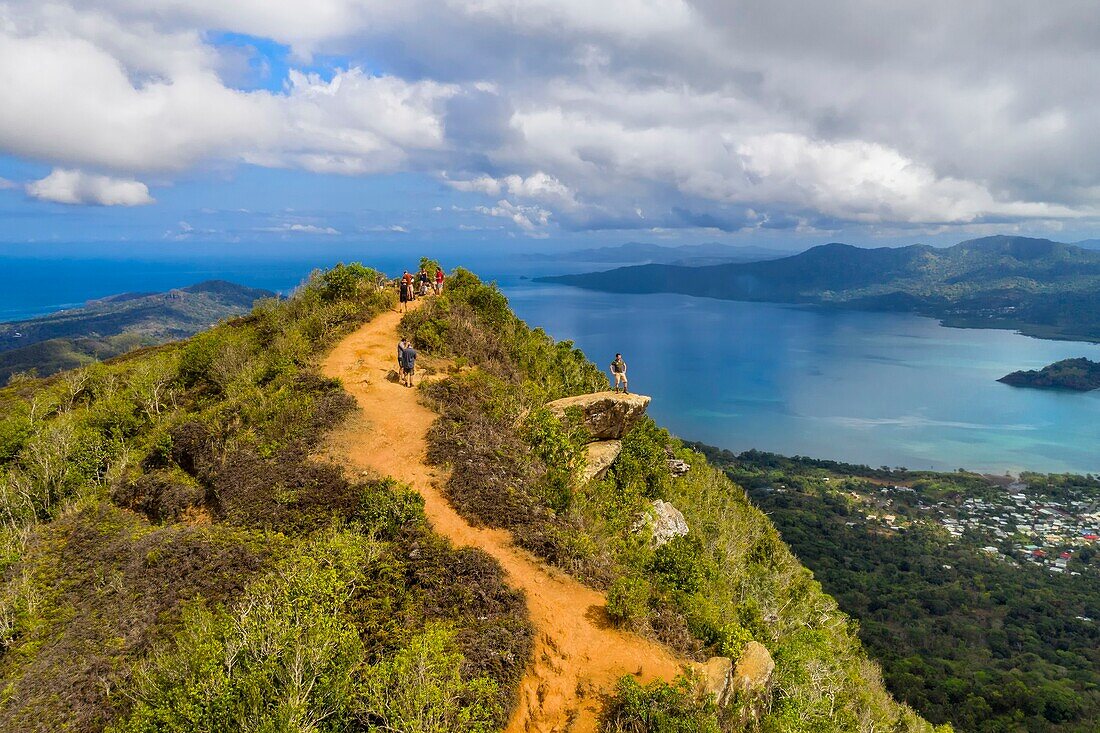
[398,278,411,311]
[610,353,628,393]
[399,342,418,387]
[397,337,410,369]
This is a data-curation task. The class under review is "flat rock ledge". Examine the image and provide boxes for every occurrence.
[546,391,651,442]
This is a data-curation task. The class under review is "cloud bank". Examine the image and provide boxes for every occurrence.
[0,1,1097,234]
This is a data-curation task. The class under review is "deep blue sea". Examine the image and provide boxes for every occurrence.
[3,243,1099,475]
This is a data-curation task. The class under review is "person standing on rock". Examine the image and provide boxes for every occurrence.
[610,353,628,393]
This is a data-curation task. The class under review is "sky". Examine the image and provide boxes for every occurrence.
[3,1,1100,252]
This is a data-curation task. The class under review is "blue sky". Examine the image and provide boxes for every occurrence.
[3,2,1100,253]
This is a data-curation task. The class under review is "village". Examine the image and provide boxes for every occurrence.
[846,477,1100,576]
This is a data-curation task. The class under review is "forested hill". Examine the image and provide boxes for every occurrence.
[0,263,947,733]
[0,281,273,381]
[540,235,1100,341]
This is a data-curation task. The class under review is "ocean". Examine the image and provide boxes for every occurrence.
[3,242,1098,475]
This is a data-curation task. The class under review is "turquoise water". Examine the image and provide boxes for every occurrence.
[2,244,1098,474]
[504,282,1100,475]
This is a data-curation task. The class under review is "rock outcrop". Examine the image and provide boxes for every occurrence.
[548,391,651,482]
[697,656,735,707]
[733,641,775,692]
[632,499,689,547]
[546,391,651,442]
[695,641,775,711]
[667,458,691,477]
[582,439,622,482]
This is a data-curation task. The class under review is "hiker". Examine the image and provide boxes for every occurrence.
[399,341,418,388]
[402,270,415,301]
[418,269,430,297]
[398,277,411,311]
[397,337,410,371]
[610,353,628,393]
[434,267,445,295]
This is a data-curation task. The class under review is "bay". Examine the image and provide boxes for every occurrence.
[2,243,1098,474]
[505,283,1100,476]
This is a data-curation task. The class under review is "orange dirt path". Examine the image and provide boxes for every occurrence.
[321,304,684,733]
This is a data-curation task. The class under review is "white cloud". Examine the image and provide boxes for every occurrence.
[2,0,1100,232]
[446,171,577,210]
[475,198,551,235]
[0,14,455,181]
[25,168,153,206]
[260,222,341,235]
[0,177,16,190]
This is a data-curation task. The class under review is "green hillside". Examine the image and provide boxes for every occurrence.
[541,236,1100,341]
[0,264,946,732]
[691,447,1100,733]
[0,281,274,381]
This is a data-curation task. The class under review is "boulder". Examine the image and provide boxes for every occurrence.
[667,458,691,477]
[582,440,622,482]
[696,656,735,707]
[632,499,689,547]
[546,391,651,442]
[732,641,775,692]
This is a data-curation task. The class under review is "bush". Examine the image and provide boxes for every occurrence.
[607,575,651,626]
[717,621,754,661]
[602,675,720,733]
[649,534,706,594]
[113,531,370,733]
[361,623,501,733]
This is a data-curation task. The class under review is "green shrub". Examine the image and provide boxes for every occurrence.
[361,623,501,733]
[523,406,586,512]
[113,531,370,733]
[649,534,706,594]
[0,411,32,465]
[357,478,425,537]
[607,575,651,626]
[319,262,380,301]
[602,675,720,733]
[717,621,754,661]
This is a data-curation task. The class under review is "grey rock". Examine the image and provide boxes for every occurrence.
[667,458,691,477]
[633,499,689,547]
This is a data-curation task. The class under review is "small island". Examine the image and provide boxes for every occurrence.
[998,357,1100,391]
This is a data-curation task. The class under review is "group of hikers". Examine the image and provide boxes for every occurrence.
[392,263,629,393]
[398,266,445,311]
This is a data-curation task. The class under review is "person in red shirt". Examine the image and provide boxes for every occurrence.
[434,267,445,295]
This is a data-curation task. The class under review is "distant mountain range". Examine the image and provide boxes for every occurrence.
[539,235,1100,341]
[525,241,792,267]
[0,280,273,381]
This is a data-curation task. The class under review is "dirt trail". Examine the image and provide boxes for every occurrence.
[322,304,684,733]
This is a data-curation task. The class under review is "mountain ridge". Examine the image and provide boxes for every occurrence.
[539,235,1100,341]
[0,280,274,381]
